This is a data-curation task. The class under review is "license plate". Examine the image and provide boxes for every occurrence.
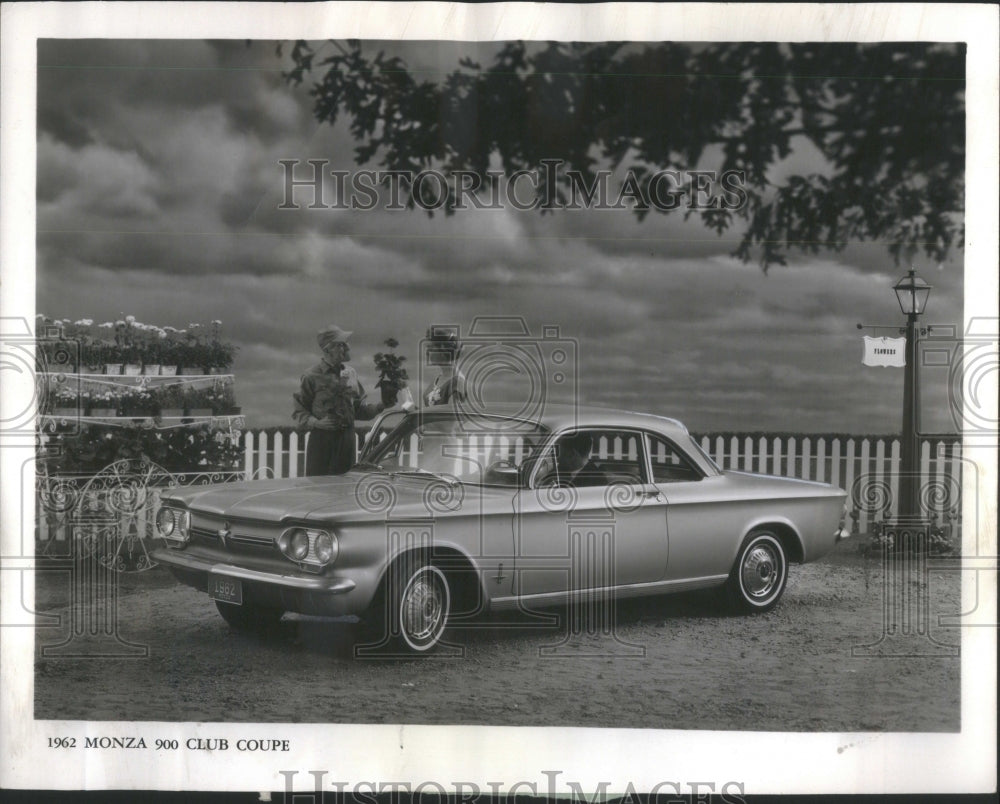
[208,574,243,604]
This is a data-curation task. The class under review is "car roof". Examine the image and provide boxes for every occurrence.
[413,402,691,439]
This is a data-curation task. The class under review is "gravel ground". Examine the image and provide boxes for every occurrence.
[33,542,960,730]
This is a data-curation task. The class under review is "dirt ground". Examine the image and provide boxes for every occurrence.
[33,541,960,731]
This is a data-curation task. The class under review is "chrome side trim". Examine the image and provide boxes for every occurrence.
[150,549,355,594]
[489,573,729,607]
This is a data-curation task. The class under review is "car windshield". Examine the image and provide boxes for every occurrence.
[365,411,550,486]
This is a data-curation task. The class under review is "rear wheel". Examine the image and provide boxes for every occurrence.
[726,530,787,613]
[214,599,284,632]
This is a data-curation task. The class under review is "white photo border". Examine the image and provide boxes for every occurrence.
[1,1,997,794]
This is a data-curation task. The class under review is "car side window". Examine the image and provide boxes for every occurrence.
[591,430,647,484]
[646,433,702,483]
[536,429,647,488]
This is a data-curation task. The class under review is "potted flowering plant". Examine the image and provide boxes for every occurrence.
[206,379,238,414]
[182,385,213,417]
[116,317,143,374]
[373,338,408,407]
[177,324,207,374]
[120,386,158,418]
[87,388,119,418]
[80,339,110,373]
[47,385,80,418]
[205,320,238,372]
[159,327,182,375]
[155,382,187,419]
[136,323,166,374]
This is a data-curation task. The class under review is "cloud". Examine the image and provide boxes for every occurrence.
[38,134,160,217]
[34,39,964,433]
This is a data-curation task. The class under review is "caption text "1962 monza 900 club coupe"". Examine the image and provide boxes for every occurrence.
[152,405,848,653]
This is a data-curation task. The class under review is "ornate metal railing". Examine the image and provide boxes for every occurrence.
[36,459,244,572]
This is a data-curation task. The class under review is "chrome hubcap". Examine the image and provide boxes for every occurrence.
[741,544,779,598]
[401,573,444,644]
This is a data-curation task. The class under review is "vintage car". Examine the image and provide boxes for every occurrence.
[152,406,848,652]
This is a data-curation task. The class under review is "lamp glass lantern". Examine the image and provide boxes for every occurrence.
[893,269,932,316]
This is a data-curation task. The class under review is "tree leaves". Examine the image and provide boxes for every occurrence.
[283,41,965,270]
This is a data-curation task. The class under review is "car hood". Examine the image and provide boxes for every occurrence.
[161,472,503,522]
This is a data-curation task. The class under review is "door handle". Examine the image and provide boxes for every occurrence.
[640,488,663,500]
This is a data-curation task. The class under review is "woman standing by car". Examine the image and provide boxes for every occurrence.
[422,325,466,407]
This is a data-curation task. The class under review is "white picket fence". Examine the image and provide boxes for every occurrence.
[244,429,963,535]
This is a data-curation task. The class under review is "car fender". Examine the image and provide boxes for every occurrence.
[372,538,491,613]
[736,515,805,564]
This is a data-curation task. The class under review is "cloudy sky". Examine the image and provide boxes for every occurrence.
[36,39,964,433]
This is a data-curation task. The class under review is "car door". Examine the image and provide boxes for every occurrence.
[646,432,740,582]
[512,428,670,599]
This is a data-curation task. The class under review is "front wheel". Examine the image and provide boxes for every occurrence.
[388,561,451,652]
[726,531,787,613]
[215,599,284,632]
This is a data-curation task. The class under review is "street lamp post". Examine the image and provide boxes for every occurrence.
[892,268,932,520]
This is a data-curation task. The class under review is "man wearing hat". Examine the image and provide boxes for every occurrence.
[293,325,384,476]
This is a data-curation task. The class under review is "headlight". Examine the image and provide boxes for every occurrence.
[278,527,337,567]
[290,529,309,560]
[314,532,337,564]
[157,507,189,546]
[156,507,176,537]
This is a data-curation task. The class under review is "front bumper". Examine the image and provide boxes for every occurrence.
[152,547,362,617]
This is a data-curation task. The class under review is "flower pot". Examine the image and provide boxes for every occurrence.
[51,407,78,419]
[185,407,212,418]
[380,385,400,407]
[143,364,161,376]
[123,364,142,376]
[89,408,118,418]
[179,366,203,376]
[160,408,184,418]
[104,364,123,375]
[216,406,242,416]
[160,365,177,376]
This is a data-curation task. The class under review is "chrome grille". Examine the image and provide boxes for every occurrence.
[189,526,276,554]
